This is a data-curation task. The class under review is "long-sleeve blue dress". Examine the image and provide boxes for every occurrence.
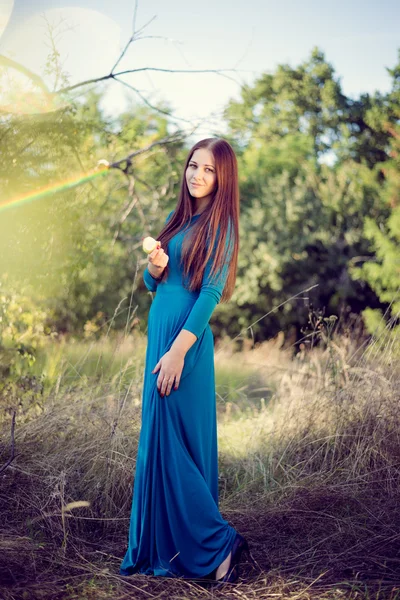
[120,210,237,579]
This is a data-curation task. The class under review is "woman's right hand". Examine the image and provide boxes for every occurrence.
[148,243,169,276]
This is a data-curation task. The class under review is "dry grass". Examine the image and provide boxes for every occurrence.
[1,324,400,599]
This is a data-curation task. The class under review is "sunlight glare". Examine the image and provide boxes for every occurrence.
[0,7,121,115]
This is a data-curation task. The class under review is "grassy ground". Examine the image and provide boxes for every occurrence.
[1,324,400,599]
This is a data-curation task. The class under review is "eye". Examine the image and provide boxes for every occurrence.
[188,163,214,173]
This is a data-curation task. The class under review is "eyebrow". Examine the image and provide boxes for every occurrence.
[190,160,215,168]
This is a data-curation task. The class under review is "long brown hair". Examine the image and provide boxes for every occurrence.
[154,138,239,303]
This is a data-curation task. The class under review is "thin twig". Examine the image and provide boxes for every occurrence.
[215,284,320,356]
[108,126,199,172]
[57,66,244,95]
[115,77,192,123]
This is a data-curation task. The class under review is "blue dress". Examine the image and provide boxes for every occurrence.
[120,210,237,579]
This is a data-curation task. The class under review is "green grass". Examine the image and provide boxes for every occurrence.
[1,327,400,599]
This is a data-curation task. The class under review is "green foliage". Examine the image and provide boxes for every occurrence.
[223,47,399,340]
[349,55,400,340]
[225,47,346,157]
[1,42,400,362]
[0,86,185,334]
[351,122,400,341]
[0,44,186,417]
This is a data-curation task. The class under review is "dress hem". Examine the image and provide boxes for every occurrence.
[119,528,237,580]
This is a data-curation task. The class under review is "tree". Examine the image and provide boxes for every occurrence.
[221,47,397,341]
[350,52,400,342]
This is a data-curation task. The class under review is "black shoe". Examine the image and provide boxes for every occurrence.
[212,532,256,586]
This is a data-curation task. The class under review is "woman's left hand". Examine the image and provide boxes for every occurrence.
[152,350,184,396]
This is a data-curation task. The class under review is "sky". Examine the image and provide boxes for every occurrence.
[0,0,399,139]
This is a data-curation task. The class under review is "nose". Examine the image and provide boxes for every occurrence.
[192,170,203,182]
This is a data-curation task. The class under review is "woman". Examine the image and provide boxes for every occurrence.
[120,137,254,584]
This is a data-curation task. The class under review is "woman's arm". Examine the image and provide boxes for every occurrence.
[143,264,164,291]
[143,210,174,292]
[179,220,235,342]
[169,329,198,357]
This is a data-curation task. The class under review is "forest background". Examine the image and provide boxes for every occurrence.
[1,44,399,354]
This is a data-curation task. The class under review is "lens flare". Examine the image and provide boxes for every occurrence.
[0,0,14,41]
[0,166,109,214]
[0,7,121,115]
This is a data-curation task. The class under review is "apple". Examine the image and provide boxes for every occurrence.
[142,236,160,254]
[96,159,109,169]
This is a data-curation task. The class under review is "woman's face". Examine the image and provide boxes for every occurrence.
[185,147,217,201]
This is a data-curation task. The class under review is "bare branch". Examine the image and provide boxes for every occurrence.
[110,10,157,75]
[110,36,133,76]
[108,127,199,172]
[111,191,138,247]
[131,0,139,35]
[115,77,192,123]
[41,13,76,92]
[0,1,245,122]
[132,14,157,39]
[57,66,242,95]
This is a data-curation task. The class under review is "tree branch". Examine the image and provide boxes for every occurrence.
[107,126,199,172]
[114,77,192,123]
[58,67,241,95]
[0,2,244,122]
